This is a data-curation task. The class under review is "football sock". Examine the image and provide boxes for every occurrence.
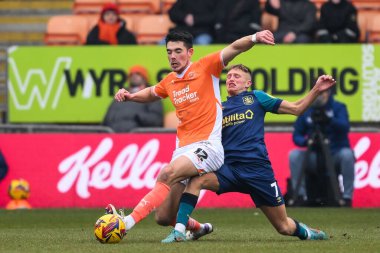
[175,193,198,234]
[170,216,202,232]
[187,217,202,232]
[292,219,308,240]
[129,182,170,226]
[123,215,135,230]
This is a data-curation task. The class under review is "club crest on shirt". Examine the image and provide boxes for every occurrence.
[242,95,254,105]
[188,71,197,79]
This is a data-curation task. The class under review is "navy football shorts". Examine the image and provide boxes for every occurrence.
[215,163,284,207]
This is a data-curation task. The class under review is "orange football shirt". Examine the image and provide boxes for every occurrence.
[153,51,224,147]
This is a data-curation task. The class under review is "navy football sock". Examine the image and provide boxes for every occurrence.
[176,193,198,233]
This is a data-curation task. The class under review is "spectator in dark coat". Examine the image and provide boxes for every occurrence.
[316,0,360,43]
[168,0,217,45]
[214,0,262,43]
[103,65,163,132]
[265,0,317,43]
[86,2,136,45]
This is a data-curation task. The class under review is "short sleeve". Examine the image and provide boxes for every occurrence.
[254,90,283,113]
[153,79,169,99]
[197,51,224,77]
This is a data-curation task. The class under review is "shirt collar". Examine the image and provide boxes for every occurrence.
[175,62,192,78]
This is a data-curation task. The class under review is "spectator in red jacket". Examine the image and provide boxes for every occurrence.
[86,2,137,45]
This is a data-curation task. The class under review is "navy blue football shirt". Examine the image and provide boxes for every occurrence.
[222,90,283,167]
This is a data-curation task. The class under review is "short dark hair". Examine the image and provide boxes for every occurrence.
[165,30,193,49]
[228,64,251,74]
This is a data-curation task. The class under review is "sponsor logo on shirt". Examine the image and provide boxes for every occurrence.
[172,85,199,105]
[222,109,254,128]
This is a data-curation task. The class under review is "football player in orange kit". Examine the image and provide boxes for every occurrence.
[107,29,275,235]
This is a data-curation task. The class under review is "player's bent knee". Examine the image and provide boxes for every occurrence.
[157,165,176,185]
[154,212,172,227]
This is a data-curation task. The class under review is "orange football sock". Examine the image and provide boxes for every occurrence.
[130,182,170,223]
[187,217,201,232]
[170,216,201,232]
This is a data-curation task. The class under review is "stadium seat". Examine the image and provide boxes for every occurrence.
[135,14,173,44]
[45,15,89,45]
[367,12,380,42]
[120,15,136,31]
[352,0,380,10]
[117,0,161,14]
[161,0,176,13]
[357,10,370,42]
[73,0,116,14]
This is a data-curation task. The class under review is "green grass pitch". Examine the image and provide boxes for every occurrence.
[1,208,379,253]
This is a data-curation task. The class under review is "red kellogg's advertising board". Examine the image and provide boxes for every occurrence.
[0,133,379,208]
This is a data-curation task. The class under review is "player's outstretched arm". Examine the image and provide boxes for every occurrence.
[277,75,336,116]
[221,30,275,66]
[114,87,159,103]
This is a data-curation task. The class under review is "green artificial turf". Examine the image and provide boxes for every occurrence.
[0,208,379,253]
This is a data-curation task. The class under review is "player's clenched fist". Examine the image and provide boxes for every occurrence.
[114,88,130,102]
[256,30,275,45]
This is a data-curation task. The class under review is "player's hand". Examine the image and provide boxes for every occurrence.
[114,88,131,102]
[315,75,336,92]
[256,30,275,45]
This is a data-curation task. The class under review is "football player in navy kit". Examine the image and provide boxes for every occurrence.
[161,64,336,243]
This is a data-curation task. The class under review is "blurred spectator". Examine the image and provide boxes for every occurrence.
[86,2,137,45]
[316,0,360,43]
[265,0,317,43]
[168,0,217,45]
[103,65,163,132]
[214,0,262,43]
[289,90,355,207]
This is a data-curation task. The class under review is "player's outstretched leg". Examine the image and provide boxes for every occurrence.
[260,205,328,240]
[186,223,214,240]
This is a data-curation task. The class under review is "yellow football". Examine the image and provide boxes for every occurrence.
[94,214,126,243]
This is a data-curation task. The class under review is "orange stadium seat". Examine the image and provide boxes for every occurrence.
[135,14,174,44]
[161,0,176,13]
[352,0,380,10]
[117,0,161,14]
[367,12,380,42]
[73,0,116,14]
[357,10,370,42]
[45,15,89,45]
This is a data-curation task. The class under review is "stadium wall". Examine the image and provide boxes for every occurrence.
[0,132,379,208]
